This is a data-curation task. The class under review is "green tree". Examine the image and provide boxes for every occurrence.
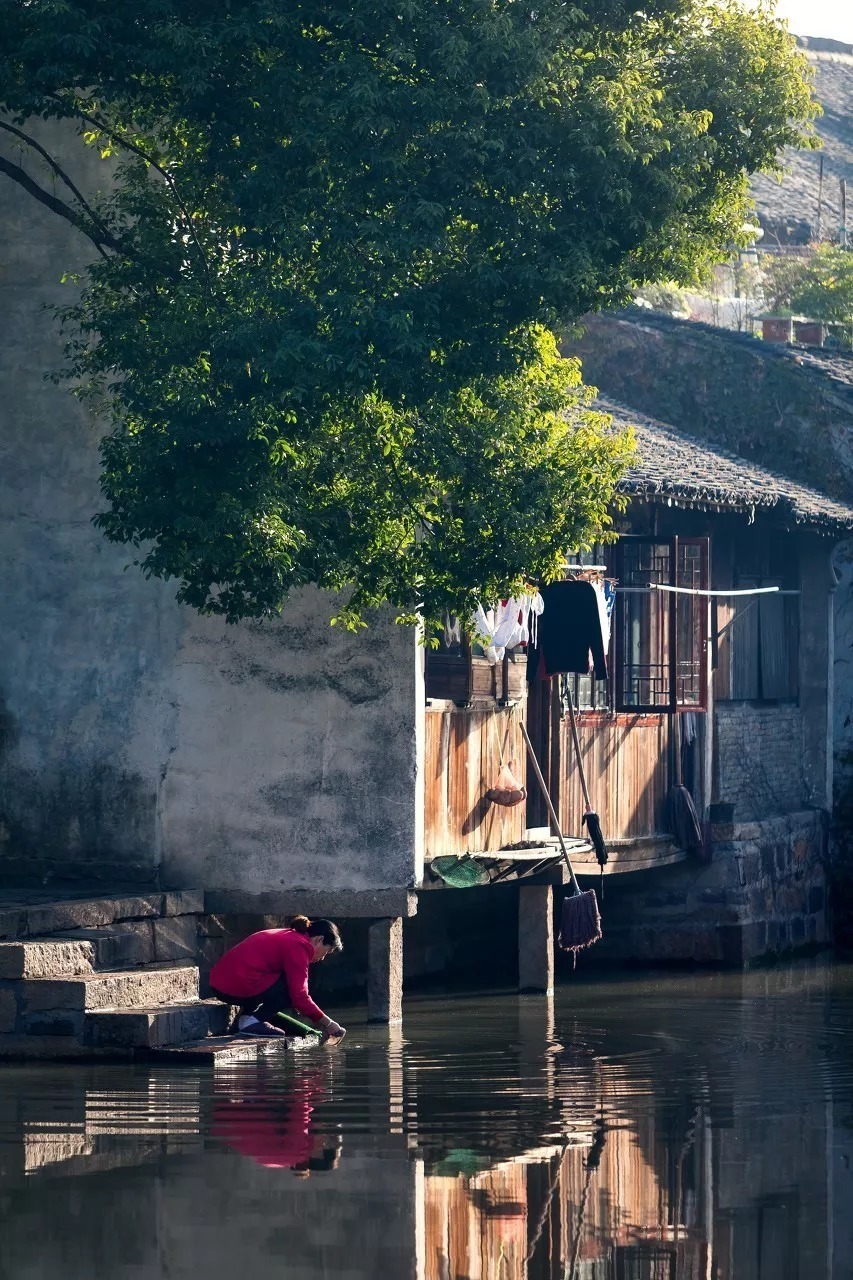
[0,0,816,624]
[760,252,811,315]
[789,245,853,327]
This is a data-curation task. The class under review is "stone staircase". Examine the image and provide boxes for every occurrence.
[0,891,230,1057]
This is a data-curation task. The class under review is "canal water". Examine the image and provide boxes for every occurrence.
[2,960,853,1278]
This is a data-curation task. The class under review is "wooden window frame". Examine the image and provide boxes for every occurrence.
[613,535,709,714]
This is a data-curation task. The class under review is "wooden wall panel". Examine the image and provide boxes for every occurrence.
[424,706,528,858]
[558,713,671,841]
[424,703,675,857]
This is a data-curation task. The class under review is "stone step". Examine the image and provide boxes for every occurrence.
[0,937,97,980]
[0,921,197,977]
[0,890,204,941]
[20,963,200,1033]
[0,917,199,980]
[86,999,230,1049]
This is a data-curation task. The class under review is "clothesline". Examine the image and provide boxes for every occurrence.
[646,584,792,598]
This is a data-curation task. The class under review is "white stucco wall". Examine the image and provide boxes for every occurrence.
[0,121,421,894]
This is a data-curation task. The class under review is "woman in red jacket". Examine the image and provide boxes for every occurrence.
[209,916,346,1040]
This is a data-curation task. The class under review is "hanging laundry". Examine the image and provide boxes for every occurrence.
[599,581,616,655]
[527,580,608,681]
[472,593,544,666]
[442,613,462,649]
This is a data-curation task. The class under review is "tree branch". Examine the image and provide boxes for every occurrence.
[55,97,216,296]
[0,120,117,251]
[0,152,119,257]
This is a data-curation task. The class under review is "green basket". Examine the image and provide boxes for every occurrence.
[429,855,491,888]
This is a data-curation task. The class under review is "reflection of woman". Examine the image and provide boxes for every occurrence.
[213,1064,341,1175]
[209,916,346,1039]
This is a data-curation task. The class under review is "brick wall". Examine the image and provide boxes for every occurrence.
[715,703,806,821]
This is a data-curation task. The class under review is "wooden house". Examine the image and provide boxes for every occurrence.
[418,399,853,983]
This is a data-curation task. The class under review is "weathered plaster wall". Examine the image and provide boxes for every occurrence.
[0,122,421,893]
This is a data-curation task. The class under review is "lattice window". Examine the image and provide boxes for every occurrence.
[614,537,709,713]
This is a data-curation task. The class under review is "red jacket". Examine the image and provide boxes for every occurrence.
[209,928,324,1022]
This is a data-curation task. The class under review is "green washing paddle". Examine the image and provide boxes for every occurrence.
[276,1011,323,1037]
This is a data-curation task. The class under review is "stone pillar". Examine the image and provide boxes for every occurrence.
[518,884,554,993]
[368,917,404,1023]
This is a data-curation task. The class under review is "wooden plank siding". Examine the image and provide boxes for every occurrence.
[423,701,674,859]
[558,712,671,841]
[423,706,529,858]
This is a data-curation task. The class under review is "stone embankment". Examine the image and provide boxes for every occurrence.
[0,890,229,1057]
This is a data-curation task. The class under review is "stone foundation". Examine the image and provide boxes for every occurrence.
[588,808,828,966]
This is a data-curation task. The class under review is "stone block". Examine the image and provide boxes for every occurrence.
[87,999,228,1048]
[162,890,204,917]
[793,839,811,864]
[24,963,199,1012]
[0,1035,131,1061]
[24,895,163,938]
[0,939,96,980]
[153,916,198,963]
[0,910,24,941]
[518,885,554,993]
[24,901,115,936]
[0,988,18,1033]
[206,888,418,919]
[92,923,156,969]
[106,895,165,922]
[22,1010,85,1038]
[197,914,228,938]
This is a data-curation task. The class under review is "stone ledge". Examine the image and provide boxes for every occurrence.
[204,888,418,919]
[86,999,229,1048]
[0,1034,134,1061]
[12,890,205,939]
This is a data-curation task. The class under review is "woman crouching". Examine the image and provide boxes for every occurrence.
[209,916,346,1041]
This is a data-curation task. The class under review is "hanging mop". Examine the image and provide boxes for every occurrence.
[564,686,608,873]
[520,722,602,959]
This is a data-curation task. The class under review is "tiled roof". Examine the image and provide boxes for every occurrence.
[601,398,853,533]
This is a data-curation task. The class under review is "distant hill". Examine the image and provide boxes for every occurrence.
[750,37,853,245]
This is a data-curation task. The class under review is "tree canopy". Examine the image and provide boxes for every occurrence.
[0,0,816,624]
[763,243,853,328]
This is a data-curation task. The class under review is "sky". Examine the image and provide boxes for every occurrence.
[774,0,853,44]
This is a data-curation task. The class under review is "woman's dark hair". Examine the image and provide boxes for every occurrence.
[289,916,343,952]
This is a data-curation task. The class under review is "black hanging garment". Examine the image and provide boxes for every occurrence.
[526,580,608,682]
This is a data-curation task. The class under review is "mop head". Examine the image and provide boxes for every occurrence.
[558,888,602,955]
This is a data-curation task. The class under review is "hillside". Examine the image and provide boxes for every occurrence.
[751,37,853,245]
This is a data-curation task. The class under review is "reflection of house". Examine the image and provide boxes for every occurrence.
[2,130,853,1055]
[0,966,846,1279]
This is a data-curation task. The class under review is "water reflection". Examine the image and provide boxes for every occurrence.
[1,962,852,1278]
